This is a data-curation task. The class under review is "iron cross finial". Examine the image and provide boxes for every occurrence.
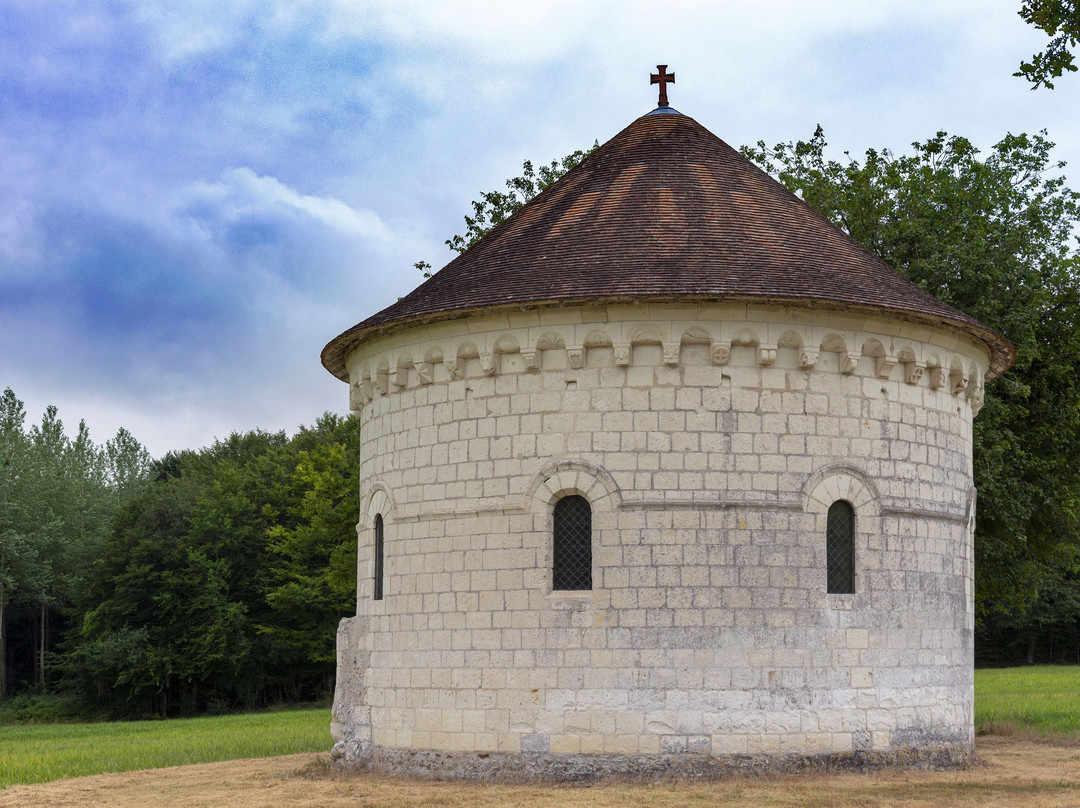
[651,65,675,107]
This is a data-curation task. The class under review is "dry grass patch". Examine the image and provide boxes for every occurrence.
[3,737,1080,808]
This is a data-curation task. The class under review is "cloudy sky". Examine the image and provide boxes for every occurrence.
[2,0,1077,458]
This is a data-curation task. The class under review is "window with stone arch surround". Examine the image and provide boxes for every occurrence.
[802,467,880,596]
[361,484,394,607]
[526,460,619,594]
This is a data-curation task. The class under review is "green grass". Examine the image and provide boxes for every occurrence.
[0,707,330,788]
[975,665,1080,736]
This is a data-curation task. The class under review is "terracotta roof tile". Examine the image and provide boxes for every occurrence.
[323,109,1014,380]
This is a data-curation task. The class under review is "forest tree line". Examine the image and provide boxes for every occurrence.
[1,391,357,716]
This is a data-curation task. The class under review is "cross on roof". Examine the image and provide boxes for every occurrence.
[651,65,675,107]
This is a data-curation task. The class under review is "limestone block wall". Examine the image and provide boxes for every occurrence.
[330,301,989,777]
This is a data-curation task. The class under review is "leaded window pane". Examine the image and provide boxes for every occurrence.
[826,500,855,594]
[553,495,592,590]
[374,513,384,601]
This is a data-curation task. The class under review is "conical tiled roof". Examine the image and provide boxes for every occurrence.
[323,108,1014,380]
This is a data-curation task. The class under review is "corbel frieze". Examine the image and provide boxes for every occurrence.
[358,327,985,409]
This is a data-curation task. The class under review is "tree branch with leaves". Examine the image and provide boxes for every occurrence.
[1016,0,1080,88]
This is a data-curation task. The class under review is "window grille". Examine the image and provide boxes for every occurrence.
[553,495,592,590]
[826,500,855,594]
[374,513,384,601]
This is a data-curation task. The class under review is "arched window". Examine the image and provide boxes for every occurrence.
[373,513,384,601]
[553,495,592,590]
[826,500,855,594]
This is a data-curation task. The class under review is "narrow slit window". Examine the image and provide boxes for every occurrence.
[374,513,384,601]
[826,500,855,594]
[553,495,592,590]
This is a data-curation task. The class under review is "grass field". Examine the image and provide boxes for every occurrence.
[0,707,329,788]
[974,665,1080,736]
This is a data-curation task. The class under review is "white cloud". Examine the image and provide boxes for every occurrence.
[183,167,398,244]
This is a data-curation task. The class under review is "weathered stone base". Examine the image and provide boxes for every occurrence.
[330,743,975,783]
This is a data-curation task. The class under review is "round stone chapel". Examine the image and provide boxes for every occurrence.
[322,86,1013,779]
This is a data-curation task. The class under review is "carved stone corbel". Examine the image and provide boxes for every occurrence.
[567,346,585,369]
[839,353,859,374]
[875,355,898,379]
[710,343,731,366]
[905,361,925,385]
[757,345,777,367]
[445,358,462,380]
[799,350,819,370]
[968,385,985,416]
[480,352,496,376]
[950,369,969,396]
[349,383,364,412]
[392,367,408,388]
[929,366,949,390]
[373,371,388,396]
[662,341,680,366]
[415,361,433,385]
[521,349,539,371]
[614,343,631,366]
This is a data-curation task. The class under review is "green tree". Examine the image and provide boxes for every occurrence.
[69,417,359,715]
[24,406,71,688]
[0,388,33,697]
[76,468,233,715]
[263,414,359,674]
[103,427,152,506]
[1016,0,1080,88]
[743,127,1080,636]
